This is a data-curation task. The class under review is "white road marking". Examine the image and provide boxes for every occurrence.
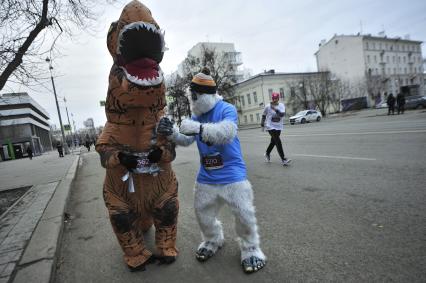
[240,129,426,138]
[293,154,376,161]
[285,129,426,137]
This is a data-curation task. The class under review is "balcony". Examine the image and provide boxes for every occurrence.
[224,52,242,66]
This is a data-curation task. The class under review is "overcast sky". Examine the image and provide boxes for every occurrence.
[3,0,426,129]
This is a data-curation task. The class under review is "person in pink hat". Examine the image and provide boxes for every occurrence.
[261,92,291,166]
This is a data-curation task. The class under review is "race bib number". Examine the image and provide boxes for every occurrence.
[202,154,224,170]
[137,157,151,168]
[130,153,161,175]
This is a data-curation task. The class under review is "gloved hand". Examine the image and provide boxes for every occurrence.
[157,117,174,136]
[147,146,163,163]
[179,119,201,136]
[118,152,138,171]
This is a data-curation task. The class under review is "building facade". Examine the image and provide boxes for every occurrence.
[233,71,329,126]
[177,42,245,82]
[315,34,424,106]
[0,92,52,160]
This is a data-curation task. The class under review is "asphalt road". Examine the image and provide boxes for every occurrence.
[54,110,426,282]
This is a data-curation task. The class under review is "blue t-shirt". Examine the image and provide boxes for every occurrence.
[193,100,247,184]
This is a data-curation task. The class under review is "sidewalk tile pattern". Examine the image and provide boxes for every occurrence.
[0,182,57,282]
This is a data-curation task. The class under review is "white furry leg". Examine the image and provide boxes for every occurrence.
[221,180,266,262]
[194,182,225,253]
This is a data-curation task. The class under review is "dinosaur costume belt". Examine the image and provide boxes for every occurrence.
[121,151,161,193]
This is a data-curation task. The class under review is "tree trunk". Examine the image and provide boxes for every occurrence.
[0,0,50,91]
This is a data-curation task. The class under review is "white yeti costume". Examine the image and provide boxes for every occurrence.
[159,69,266,273]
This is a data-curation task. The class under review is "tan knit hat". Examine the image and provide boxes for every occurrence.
[190,68,217,94]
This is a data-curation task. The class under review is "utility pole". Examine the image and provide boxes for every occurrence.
[45,22,69,154]
[46,57,70,154]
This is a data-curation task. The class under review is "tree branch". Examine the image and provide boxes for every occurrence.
[0,0,50,91]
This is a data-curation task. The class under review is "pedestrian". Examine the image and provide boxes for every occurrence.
[261,92,291,166]
[396,92,405,114]
[57,142,64,157]
[85,140,91,151]
[158,68,267,273]
[26,146,33,160]
[158,68,266,273]
[95,1,179,271]
[387,93,396,115]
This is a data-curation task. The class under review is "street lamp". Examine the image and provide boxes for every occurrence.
[46,57,70,154]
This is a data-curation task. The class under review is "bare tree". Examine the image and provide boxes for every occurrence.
[365,70,387,106]
[166,44,239,122]
[329,79,351,113]
[166,74,191,125]
[181,44,238,102]
[287,79,310,113]
[0,0,115,91]
[305,72,332,116]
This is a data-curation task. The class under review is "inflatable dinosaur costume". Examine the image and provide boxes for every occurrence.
[95,0,178,270]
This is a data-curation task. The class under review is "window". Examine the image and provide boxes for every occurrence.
[387,68,390,74]
[403,56,406,63]
[379,43,382,50]
[290,87,296,97]
[365,42,369,49]
[414,67,417,73]
[279,88,284,99]
[374,55,377,63]
[241,95,245,107]
[404,67,407,74]
[256,113,260,122]
[268,89,273,100]
[367,55,370,63]
[247,93,251,105]
[393,68,396,74]
[392,56,395,63]
[386,56,389,63]
[398,56,401,63]
[372,42,376,49]
[253,92,258,103]
[250,114,253,122]
[243,115,247,124]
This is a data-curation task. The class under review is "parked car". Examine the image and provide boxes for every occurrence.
[289,110,322,125]
[405,95,426,109]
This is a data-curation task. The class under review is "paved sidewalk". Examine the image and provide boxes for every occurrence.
[0,149,81,283]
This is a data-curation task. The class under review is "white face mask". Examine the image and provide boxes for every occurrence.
[191,93,220,116]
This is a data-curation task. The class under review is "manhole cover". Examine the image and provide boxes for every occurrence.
[0,186,32,216]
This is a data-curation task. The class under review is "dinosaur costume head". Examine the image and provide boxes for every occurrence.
[98,0,171,153]
[107,0,166,86]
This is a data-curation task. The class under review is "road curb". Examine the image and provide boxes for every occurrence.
[12,153,81,283]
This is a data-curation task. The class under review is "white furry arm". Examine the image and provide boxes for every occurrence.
[200,120,237,145]
[179,119,201,135]
[169,125,196,146]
